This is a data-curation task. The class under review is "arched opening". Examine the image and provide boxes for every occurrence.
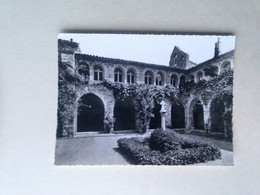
[179,75,186,87]
[114,98,136,131]
[196,71,203,82]
[145,71,153,85]
[114,68,124,82]
[94,65,103,81]
[170,74,178,86]
[192,100,204,129]
[171,102,185,128]
[210,98,225,133]
[220,61,231,74]
[77,94,104,132]
[155,72,164,86]
[127,69,135,84]
[149,102,161,129]
[188,74,195,83]
[78,63,89,79]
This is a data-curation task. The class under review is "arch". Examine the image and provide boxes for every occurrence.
[114,67,124,82]
[149,102,161,129]
[171,101,185,128]
[155,72,164,86]
[179,75,186,87]
[77,93,104,132]
[114,98,136,131]
[210,97,225,133]
[144,71,154,85]
[196,71,203,82]
[170,74,178,86]
[78,63,89,79]
[93,65,103,81]
[220,61,231,74]
[189,98,204,129]
[188,74,195,83]
[127,69,136,84]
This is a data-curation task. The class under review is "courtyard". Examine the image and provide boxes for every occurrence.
[55,132,233,166]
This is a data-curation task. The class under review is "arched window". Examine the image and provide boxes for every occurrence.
[171,74,178,86]
[155,72,163,86]
[145,71,153,85]
[220,61,231,74]
[196,71,203,82]
[189,74,195,83]
[127,70,135,84]
[94,65,103,81]
[114,68,123,82]
[78,64,89,79]
[179,75,186,87]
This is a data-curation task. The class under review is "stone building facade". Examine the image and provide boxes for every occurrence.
[57,38,234,139]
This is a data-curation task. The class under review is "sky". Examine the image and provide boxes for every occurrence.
[58,33,236,65]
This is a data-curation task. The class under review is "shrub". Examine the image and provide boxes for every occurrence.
[117,130,221,165]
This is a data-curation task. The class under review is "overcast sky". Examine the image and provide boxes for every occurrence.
[58,33,236,65]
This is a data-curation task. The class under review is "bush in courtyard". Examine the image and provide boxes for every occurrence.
[117,130,221,165]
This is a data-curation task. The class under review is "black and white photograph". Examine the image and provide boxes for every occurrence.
[55,33,235,165]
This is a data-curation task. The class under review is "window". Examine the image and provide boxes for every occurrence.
[171,74,177,86]
[145,71,153,85]
[196,71,203,81]
[78,64,89,79]
[189,74,194,83]
[114,68,123,82]
[94,65,103,81]
[127,70,135,84]
[179,75,186,87]
[155,73,163,86]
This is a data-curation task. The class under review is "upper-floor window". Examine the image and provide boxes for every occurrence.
[171,74,178,86]
[145,71,153,85]
[127,70,135,84]
[155,72,163,86]
[196,71,203,82]
[179,75,186,87]
[189,74,195,83]
[114,68,123,82]
[94,65,103,81]
[220,61,231,74]
[78,63,89,79]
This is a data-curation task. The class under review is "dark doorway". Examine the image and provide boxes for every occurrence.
[210,98,225,132]
[171,102,185,128]
[193,101,204,129]
[77,94,104,132]
[149,103,161,129]
[114,98,136,131]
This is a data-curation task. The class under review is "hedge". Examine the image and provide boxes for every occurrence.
[117,130,221,165]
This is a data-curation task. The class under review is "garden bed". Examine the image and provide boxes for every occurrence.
[117,129,221,165]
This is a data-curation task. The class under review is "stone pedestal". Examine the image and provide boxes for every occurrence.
[160,100,166,130]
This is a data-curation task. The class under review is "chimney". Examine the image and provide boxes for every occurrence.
[214,38,220,58]
[70,38,73,42]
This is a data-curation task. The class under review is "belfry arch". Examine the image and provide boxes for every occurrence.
[114,98,136,131]
[77,93,105,132]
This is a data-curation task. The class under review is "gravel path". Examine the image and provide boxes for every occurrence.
[55,133,233,166]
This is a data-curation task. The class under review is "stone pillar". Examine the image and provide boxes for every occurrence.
[160,100,166,130]
[203,104,211,133]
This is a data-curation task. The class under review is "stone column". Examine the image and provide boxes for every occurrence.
[203,104,211,133]
[160,100,166,130]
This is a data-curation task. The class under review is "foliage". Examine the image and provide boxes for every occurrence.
[117,130,221,165]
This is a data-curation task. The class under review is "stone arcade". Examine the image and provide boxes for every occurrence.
[57,38,234,139]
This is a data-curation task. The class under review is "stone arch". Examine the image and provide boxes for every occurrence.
[149,101,161,129]
[114,97,136,131]
[77,93,105,132]
[171,101,185,128]
[220,61,231,74]
[170,74,178,86]
[196,71,203,82]
[179,74,186,87]
[114,67,124,83]
[155,71,164,86]
[210,97,225,133]
[144,70,154,85]
[188,74,195,83]
[189,98,204,129]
